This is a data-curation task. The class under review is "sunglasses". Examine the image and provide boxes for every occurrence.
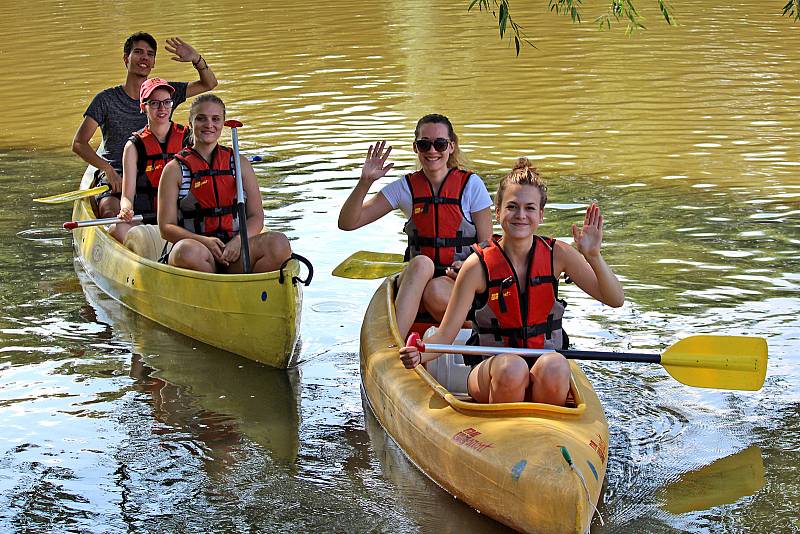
[414,138,450,152]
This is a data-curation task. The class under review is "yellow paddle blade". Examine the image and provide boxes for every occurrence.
[332,250,406,279]
[661,335,767,391]
[33,185,109,204]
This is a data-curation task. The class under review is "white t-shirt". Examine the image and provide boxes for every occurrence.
[379,172,493,221]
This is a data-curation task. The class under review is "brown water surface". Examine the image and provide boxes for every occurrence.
[1,1,798,532]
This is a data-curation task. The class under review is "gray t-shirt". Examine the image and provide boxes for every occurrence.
[84,81,188,173]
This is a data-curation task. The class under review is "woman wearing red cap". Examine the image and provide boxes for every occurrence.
[110,77,190,242]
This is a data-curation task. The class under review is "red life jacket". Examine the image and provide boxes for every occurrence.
[471,235,567,350]
[403,168,477,272]
[133,122,189,214]
[174,145,239,241]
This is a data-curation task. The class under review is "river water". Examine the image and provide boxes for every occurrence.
[1,1,798,532]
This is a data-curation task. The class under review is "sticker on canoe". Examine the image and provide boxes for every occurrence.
[586,460,599,481]
[589,434,607,464]
[452,427,494,452]
[511,459,527,481]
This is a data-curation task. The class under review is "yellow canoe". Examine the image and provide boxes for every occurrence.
[360,276,609,534]
[70,168,307,368]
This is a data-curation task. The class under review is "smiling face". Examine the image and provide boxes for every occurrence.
[413,122,454,175]
[143,87,173,124]
[496,183,545,240]
[190,100,225,146]
[124,40,156,77]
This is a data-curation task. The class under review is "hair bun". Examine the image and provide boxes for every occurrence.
[513,157,535,171]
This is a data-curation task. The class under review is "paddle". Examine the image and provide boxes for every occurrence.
[34,185,109,204]
[405,333,768,391]
[225,119,250,274]
[332,250,406,279]
[62,214,156,230]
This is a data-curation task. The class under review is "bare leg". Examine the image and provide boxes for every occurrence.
[229,231,292,274]
[169,239,216,273]
[108,220,140,243]
[421,276,455,322]
[394,255,435,338]
[529,352,571,405]
[98,196,120,219]
[468,355,530,403]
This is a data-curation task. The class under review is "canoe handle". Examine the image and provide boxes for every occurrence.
[279,253,314,286]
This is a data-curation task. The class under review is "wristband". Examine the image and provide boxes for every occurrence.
[193,55,208,71]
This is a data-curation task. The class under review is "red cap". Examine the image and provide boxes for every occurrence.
[140,77,175,103]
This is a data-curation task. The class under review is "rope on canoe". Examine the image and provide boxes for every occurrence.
[560,446,605,529]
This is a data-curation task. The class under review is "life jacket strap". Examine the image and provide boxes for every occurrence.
[529,275,558,286]
[477,318,562,342]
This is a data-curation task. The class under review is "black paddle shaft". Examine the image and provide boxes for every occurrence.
[556,349,662,364]
[237,202,250,273]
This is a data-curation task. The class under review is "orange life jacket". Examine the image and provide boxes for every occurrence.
[403,168,477,272]
[471,235,567,350]
[133,122,189,214]
[174,145,239,241]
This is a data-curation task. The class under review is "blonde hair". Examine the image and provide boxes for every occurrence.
[495,157,548,208]
[188,93,226,123]
[414,114,467,169]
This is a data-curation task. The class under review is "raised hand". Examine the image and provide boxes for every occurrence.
[360,141,394,185]
[165,37,199,64]
[571,203,604,259]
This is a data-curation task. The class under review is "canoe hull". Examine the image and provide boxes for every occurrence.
[71,169,303,368]
[360,277,608,534]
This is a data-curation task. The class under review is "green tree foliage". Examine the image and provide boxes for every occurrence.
[469,1,800,55]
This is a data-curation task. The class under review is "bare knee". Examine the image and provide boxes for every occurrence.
[170,240,214,272]
[250,231,292,272]
[405,255,435,279]
[422,277,454,320]
[263,231,291,258]
[490,355,530,391]
[98,197,119,218]
[531,352,571,405]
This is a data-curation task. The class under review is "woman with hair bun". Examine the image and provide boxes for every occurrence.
[399,158,625,406]
[339,114,493,337]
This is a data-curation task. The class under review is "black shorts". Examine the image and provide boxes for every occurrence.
[93,169,121,201]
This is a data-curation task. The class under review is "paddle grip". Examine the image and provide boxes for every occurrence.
[405,333,425,352]
[63,222,78,230]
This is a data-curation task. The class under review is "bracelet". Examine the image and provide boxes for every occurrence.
[192,55,203,66]
[193,55,208,71]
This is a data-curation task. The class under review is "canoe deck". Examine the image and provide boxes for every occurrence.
[360,276,609,534]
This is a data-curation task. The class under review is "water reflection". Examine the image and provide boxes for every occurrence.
[0,0,798,531]
[660,445,765,515]
[362,395,510,533]
[77,267,301,463]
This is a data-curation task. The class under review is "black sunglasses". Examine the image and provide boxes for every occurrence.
[414,138,450,152]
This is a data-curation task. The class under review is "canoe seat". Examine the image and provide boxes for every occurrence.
[423,327,473,397]
[124,224,168,261]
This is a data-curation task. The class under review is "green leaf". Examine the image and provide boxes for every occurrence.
[499,2,508,38]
